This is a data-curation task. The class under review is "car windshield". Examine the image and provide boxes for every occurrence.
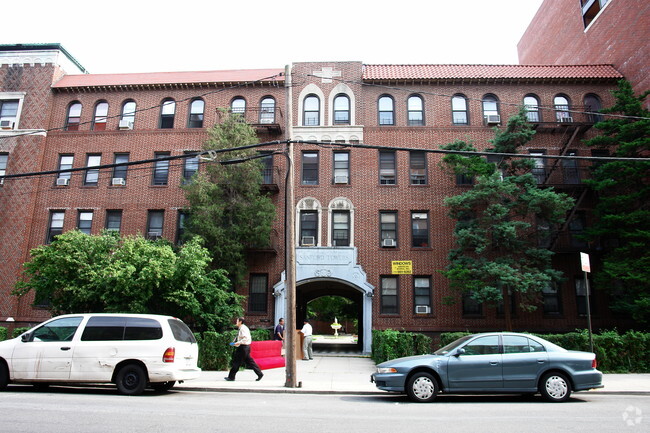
[434,335,474,355]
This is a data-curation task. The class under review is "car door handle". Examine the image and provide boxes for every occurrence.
[489,361,499,366]
[60,347,71,351]
[537,359,546,364]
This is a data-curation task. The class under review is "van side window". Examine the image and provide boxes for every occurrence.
[32,317,83,342]
[168,318,197,343]
[81,316,126,341]
[124,317,163,340]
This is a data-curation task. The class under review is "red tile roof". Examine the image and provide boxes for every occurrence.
[363,64,622,81]
[53,69,285,88]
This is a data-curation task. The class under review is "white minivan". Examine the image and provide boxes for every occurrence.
[0,313,201,395]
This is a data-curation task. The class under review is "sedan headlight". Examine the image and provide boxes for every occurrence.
[377,367,398,374]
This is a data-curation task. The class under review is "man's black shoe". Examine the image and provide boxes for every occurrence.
[224,377,235,381]
[256,373,264,381]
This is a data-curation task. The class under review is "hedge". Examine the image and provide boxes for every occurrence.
[196,327,273,371]
[371,329,432,364]
[0,327,7,341]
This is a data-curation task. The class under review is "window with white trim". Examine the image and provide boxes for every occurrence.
[414,277,431,314]
[77,211,93,234]
[47,211,65,244]
[92,101,108,131]
[84,154,101,186]
[380,276,399,314]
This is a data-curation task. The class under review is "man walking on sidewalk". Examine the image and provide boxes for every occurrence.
[225,317,263,381]
[300,318,313,360]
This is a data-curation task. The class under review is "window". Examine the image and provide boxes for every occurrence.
[147,210,164,239]
[65,102,82,131]
[562,150,581,184]
[332,210,350,246]
[77,211,93,234]
[299,211,318,246]
[80,316,163,341]
[529,151,546,184]
[569,212,588,248]
[333,151,349,184]
[112,153,129,185]
[407,95,424,126]
[380,276,398,314]
[378,95,394,125]
[120,100,136,127]
[260,97,276,124]
[32,316,83,342]
[0,153,7,185]
[188,98,204,128]
[177,211,189,244]
[411,212,429,248]
[84,154,101,186]
[543,283,562,315]
[482,94,499,122]
[584,94,603,123]
[303,95,320,126]
[57,155,74,183]
[301,151,319,185]
[333,94,350,125]
[575,276,594,316]
[554,95,571,122]
[456,172,474,186]
[105,210,122,232]
[92,101,108,131]
[183,152,199,183]
[379,151,396,185]
[380,211,397,247]
[409,151,426,185]
[414,277,431,314]
[524,95,541,122]
[47,211,65,243]
[0,99,19,128]
[452,94,468,125]
[249,274,268,313]
[159,98,175,128]
[503,335,545,354]
[582,0,609,28]
[462,292,483,315]
[231,97,246,114]
[153,152,170,186]
[462,335,500,355]
[260,152,274,184]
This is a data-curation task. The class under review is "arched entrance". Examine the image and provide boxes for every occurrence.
[273,247,374,354]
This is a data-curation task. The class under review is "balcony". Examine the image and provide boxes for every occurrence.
[261,166,281,193]
[218,106,283,134]
[246,229,280,254]
[526,106,601,133]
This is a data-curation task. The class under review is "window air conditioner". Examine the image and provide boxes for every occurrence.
[559,117,574,123]
[0,120,14,130]
[334,175,349,184]
[301,236,315,246]
[148,231,162,239]
[111,178,126,186]
[382,238,396,247]
[56,178,69,186]
[484,115,501,124]
[415,305,430,314]
[118,119,134,130]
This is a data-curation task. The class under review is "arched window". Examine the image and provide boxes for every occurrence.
[452,94,468,125]
[482,94,499,124]
[378,95,394,125]
[524,95,541,122]
[407,95,424,126]
[231,97,246,119]
[120,100,136,129]
[260,97,275,124]
[333,94,350,125]
[159,98,176,129]
[584,93,603,123]
[188,98,204,128]
[554,95,571,122]
[92,101,108,131]
[65,102,82,131]
[303,95,320,126]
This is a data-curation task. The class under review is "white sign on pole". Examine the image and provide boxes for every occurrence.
[580,252,591,273]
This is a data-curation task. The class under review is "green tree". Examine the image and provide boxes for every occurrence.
[441,109,575,330]
[583,80,650,328]
[14,230,243,332]
[182,110,276,288]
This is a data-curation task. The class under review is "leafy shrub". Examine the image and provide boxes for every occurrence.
[0,327,7,341]
[372,329,432,364]
[12,327,29,338]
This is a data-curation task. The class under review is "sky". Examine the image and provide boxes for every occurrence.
[2,0,544,74]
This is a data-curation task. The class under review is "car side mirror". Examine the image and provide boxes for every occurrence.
[454,348,465,357]
[21,332,32,343]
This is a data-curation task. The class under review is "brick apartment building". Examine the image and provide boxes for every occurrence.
[0,44,633,352]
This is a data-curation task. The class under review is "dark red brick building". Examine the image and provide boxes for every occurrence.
[0,44,632,352]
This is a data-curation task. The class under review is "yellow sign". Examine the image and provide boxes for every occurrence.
[391,260,413,274]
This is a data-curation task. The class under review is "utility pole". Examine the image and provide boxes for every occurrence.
[284,64,298,388]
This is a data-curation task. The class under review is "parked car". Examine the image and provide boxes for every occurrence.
[0,313,201,395]
[371,332,602,403]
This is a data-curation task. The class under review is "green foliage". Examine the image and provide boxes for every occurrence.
[583,80,650,328]
[14,231,243,333]
[0,327,7,341]
[196,327,274,370]
[307,296,357,323]
[12,327,29,338]
[441,109,575,328]
[371,329,432,364]
[182,109,276,288]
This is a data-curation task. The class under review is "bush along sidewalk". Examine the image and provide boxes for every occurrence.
[371,329,432,364]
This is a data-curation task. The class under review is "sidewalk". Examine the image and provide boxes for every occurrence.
[175,355,650,395]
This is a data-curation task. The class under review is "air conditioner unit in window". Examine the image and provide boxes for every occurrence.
[111,178,126,186]
[382,238,396,247]
[56,178,69,186]
[0,120,14,130]
[415,305,430,314]
[334,175,349,184]
[118,119,134,130]
[148,231,162,239]
[559,117,574,123]
[301,236,315,246]
[484,115,501,124]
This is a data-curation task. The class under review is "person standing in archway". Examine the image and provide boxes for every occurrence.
[300,319,313,360]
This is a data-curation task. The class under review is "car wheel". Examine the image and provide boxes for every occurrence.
[540,372,572,402]
[116,364,147,396]
[0,362,8,390]
[406,372,439,403]
[151,381,175,392]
